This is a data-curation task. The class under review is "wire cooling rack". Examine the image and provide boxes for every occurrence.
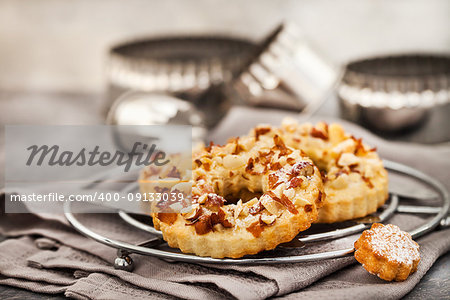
[64,160,449,271]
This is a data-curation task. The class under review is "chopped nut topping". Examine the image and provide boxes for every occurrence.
[246,217,264,237]
[154,187,170,194]
[320,170,328,182]
[249,201,264,214]
[194,180,214,194]
[191,195,199,203]
[142,166,159,177]
[180,205,193,214]
[167,166,181,178]
[283,188,295,199]
[311,127,328,140]
[214,181,221,192]
[182,205,202,221]
[316,191,323,205]
[304,204,313,213]
[202,162,211,171]
[286,157,296,165]
[204,141,214,153]
[331,174,349,189]
[223,155,246,170]
[218,208,233,228]
[261,195,284,216]
[194,159,202,167]
[290,161,314,177]
[169,202,183,212]
[362,176,374,188]
[254,127,271,141]
[352,137,368,156]
[185,121,328,240]
[197,194,207,204]
[230,137,245,155]
[193,215,213,235]
[338,153,360,167]
[280,194,299,214]
[258,150,275,164]
[350,164,360,173]
[261,213,277,225]
[288,177,303,188]
[328,123,346,144]
[205,193,226,209]
[273,135,292,155]
[334,168,349,178]
[266,191,298,214]
[234,200,243,219]
[210,212,220,226]
[268,173,282,189]
[331,139,356,156]
[270,162,283,171]
[245,157,259,175]
[241,174,250,180]
[157,213,177,225]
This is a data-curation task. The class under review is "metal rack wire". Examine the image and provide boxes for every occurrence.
[64,160,449,271]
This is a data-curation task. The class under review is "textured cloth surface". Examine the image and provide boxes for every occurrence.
[1,106,449,299]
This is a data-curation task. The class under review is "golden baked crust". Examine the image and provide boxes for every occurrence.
[279,119,389,223]
[138,152,192,226]
[354,223,420,281]
[140,130,324,258]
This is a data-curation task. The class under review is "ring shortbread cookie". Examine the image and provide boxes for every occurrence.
[279,119,389,223]
[141,130,324,258]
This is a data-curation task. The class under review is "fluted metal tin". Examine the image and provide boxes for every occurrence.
[231,23,340,112]
[106,36,256,114]
[339,54,450,131]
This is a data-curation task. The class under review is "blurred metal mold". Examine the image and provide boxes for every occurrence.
[106,36,257,114]
[339,54,450,132]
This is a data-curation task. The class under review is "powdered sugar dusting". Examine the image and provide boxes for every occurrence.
[272,161,313,188]
[367,224,420,265]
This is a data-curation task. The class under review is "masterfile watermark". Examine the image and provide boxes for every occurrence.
[26,142,169,172]
[4,125,193,213]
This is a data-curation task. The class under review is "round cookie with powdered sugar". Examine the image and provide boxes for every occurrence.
[354,223,420,281]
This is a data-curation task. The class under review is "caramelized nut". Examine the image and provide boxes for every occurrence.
[157,213,178,225]
[182,205,202,221]
[261,214,277,225]
[261,195,284,217]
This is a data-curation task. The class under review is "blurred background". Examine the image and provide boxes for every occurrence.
[0,0,449,92]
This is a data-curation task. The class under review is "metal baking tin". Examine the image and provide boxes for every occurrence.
[231,23,340,113]
[106,36,257,113]
[339,54,450,131]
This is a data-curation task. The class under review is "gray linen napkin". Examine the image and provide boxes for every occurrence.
[1,106,449,299]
